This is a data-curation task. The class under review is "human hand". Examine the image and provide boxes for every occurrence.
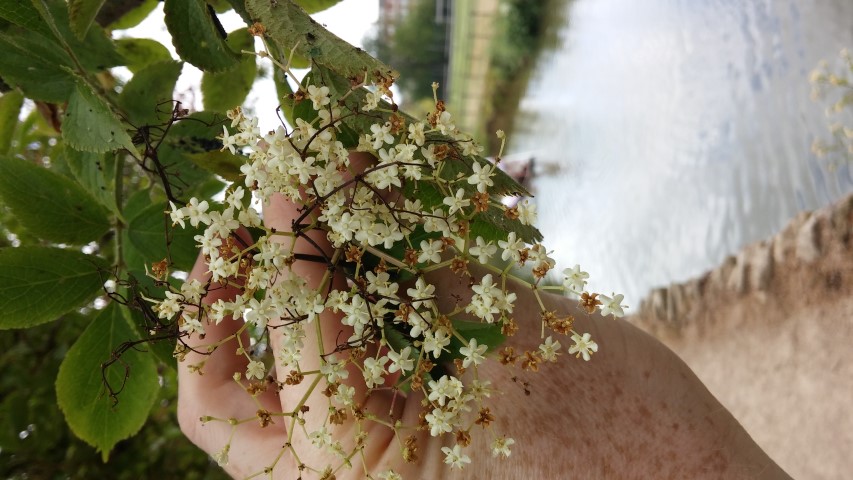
[176,153,790,479]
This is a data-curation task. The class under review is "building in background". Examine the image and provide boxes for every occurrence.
[373,0,452,106]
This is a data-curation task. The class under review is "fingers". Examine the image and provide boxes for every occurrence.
[177,228,283,460]
[263,153,408,444]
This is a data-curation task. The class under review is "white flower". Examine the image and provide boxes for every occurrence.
[517,199,537,226]
[334,384,355,406]
[377,470,402,480]
[362,355,388,388]
[427,375,463,406]
[562,264,589,293]
[599,293,626,317]
[459,338,488,368]
[408,121,426,145]
[185,198,210,227]
[468,236,497,264]
[363,91,380,111]
[443,188,470,215]
[467,161,495,193]
[212,444,230,466]
[370,122,395,149]
[418,239,442,264]
[538,336,561,362]
[320,355,350,383]
[569,332,598,361]
[220,125,238,154]
[387,346,414,374]
[425,407,453,436]
[306,84,331,110]
[435,111,456,135]
[103,279,117,294]
[168,201,186,228]
[245,360,266,380]
[498,232,524,262]
[406,277,435,309]
[472,274,497,300]
[441,444,470,469]
[422,327,451,358]
[179,311,204,336]
[491,436,515,458]
[309,426,332,449]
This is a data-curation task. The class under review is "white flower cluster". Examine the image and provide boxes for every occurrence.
[153,79,626,477]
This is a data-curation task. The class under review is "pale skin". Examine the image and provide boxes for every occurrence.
[177,154,792,479]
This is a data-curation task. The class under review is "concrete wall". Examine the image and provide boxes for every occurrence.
[630,194,853,479]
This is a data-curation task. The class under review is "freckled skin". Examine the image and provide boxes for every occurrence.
[177,153,791,480]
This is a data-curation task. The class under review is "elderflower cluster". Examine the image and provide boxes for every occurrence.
[152,77,626,478]
[809,48,853,161]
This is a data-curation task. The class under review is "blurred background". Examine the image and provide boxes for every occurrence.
[2,0,851,478]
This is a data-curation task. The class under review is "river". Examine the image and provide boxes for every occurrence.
[509,0,853,307]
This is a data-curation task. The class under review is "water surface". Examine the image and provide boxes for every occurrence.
[511,0,853,306]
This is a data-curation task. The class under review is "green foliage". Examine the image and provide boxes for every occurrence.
[127,202,204,271]
[0,0,52,36]
[246,0,396,82]
[0,90,23,155]
[64,79,138,154]
[114,38,174,74]
[0,316,228,479]
[201,27,257,111]
[0,247,109,329]
[118,60,183,126]
[294,0,344,14]
[60,147,123,218]
[0,155,112,244]
[0,0,537,475]
[68,0,106,39]
[490,0,547,76]
[363,0,448,104]
[163,0,239,72]
[107,0,159,30]
[56,302,159,461]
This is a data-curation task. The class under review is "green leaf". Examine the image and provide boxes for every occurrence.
[118,60,183,126]
[122,300,177,370]
[156,111,227,198]
[206,0,233,13]
[68,0,106,39]
[440,320,505,363]
[0,0,121,101]
[56,302,159,461]
[0,0,52,36]
[61,147,122,218]
[63,79,137,155]
[201,28,256,111]
[293,0,343,14]
[186,150,244,181]
[245,0,396,83]
[30,0,124,71]
[273,67,296,126]
[0,31,76,102]
[0,156,112,244]
[127,203,203,271]
[115,37,173,74]
[107,0,158,30]
[0,246,109,329]
[163,0,239,72]
[0,90,23,155]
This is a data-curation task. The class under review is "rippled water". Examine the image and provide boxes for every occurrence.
[510,0,853,306]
